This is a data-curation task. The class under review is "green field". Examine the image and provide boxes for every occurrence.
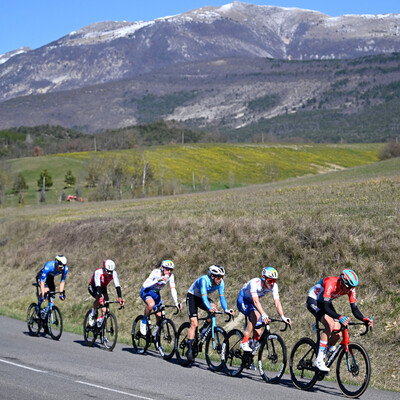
[0,147,399,392]
[1,143,381,207]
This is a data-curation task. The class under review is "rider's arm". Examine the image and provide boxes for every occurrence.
[94,269,103,297]
[113,271,122,298]
[251,293,267,316]
[217,280,229,312]
[322,297,341,320]
[169,274,179,306]
[199,277,213,311]
[350,302,365,321]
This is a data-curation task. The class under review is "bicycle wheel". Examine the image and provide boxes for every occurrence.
[83,309,97,347]
[336,343,371,398]
[132,315,150,354]
[175,322,193,367]
[47,305,63,340]
[289,337,319,390]
[258,333,287,384]
[205,326,226,372]
[103,313,118,351]
[27,303,40,336]
[221,329,245,377]
[156,318,177,360]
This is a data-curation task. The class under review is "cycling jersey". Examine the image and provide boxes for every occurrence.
[38,261,68,283]
[141,269,178,305]
[308,277,357,303]
[188,275,228,312]
[307,276,363,321]
[240,278,280,301]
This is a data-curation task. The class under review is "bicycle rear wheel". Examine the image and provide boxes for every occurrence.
[175,322,193,367]
[102,313,118,351]
[27,303,40,336]
[132,315,150,354]
[258,333,287,384]
[156,318,176,360]
[289,337,319,390]
[47,305,63,340]
[205,326,226,372]
[221,329,245,377]
[83,309,97,347]
[336,343,371,398]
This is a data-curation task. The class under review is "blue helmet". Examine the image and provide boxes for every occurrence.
[340,269,359,288]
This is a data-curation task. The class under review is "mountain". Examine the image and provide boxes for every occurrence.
[1,2,400,140]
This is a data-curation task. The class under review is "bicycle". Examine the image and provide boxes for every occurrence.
[175,311,232,370]
[131,304,179,360]
[83,300,123,351]
[221,318,289,383]
[27,283,63,340]
[289,319,371,398]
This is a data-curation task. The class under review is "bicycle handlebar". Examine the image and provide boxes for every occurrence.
[267,318,291,332]
[333,321,371,336]
[103,300,125,310]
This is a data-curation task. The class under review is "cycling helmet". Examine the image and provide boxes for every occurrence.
[340,269,359,288]
[161,260,175,270]
[55,255,67,268]
[208,265,225,277]
[103,259,116,272]
[262,266,278,280]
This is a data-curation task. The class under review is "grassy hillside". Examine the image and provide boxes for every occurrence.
[0,156,399,391]
[1,142,381,206]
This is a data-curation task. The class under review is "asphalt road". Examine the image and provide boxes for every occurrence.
[0,315,396,400]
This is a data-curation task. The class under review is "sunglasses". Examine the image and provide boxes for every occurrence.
[264,278,276,284]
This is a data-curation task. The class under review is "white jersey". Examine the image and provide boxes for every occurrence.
[241,278,280,301]
[142,269,178,305]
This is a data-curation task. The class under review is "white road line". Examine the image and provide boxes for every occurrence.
[75,380,155,400]
[0,358,47,373]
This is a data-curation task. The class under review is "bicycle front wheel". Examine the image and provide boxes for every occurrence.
[47,305,63,340]
[289,337,319,390]
[83,310,97,347]
[221,329,245,377]
[175,322,193,367]
[258,333,287,384]
[205,326,226,372]
[27,303,40,336]
[336,343,371,398]
[132,315,150,354]
[156,318,177,360]
[103,313,118,351]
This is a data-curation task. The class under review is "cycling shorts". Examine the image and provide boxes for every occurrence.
[307,296,338,320]
[88,284,109,302]
[140,288,162,310]
[237,291,264,326]
[186,292,214,318]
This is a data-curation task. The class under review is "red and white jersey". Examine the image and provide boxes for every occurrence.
[90,268,120,289]
[308,276,357,303]
[241,277,280,301]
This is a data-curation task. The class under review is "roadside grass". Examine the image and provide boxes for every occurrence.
[2,142,381,207]
[0,156,399,391]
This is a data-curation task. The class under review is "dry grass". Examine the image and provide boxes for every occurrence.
[0,157,399,391]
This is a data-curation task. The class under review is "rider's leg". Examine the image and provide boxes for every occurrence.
[316,315,335,362]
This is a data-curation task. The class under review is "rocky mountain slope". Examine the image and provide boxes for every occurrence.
[1,2,400,138]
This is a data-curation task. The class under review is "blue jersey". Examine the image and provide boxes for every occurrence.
[188,275,228,311]
[39,261,68,282]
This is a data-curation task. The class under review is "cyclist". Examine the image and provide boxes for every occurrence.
[237,266,291,353]
[307,269,374,372]
[36,255,68,310]
[87,259,125,327]
[139,259,182,335]
[185,264,235,361]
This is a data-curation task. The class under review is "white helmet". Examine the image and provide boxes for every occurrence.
[103,259,116,272]
[262,266,278,279]
[208,265,225,277]
[161,260,174,270]
[55,255,67,268]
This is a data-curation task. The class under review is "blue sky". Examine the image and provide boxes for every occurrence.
[1,1,400,55]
